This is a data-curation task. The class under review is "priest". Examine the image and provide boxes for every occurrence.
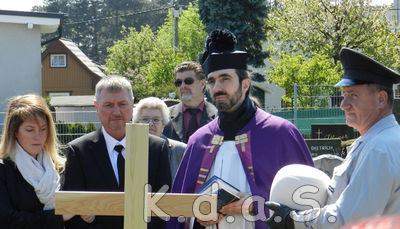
[168,29,314,229]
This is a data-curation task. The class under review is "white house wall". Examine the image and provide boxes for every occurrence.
[250,45,286,112]
[0,22,42,111]
[264,82,285,111]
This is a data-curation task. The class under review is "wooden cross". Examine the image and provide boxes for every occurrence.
[55,124,217,229]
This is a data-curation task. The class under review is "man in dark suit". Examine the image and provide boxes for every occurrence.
[163,61,217,143]
[62,76,171,229]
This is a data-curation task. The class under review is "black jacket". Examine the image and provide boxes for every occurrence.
[0,158,64,229]
[62,129,172,229]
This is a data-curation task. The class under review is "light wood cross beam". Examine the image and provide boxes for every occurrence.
[55,124,217,229]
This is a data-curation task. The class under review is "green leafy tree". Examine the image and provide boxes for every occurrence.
[199,0,269,67]
[267,54,341,107]
[105,26,182,100]
[157,4,207,61]
[106,25,157,74]
[143,49,188,86]
[267,0,400,69]
[36,0,169,63]
[105,6,205,100]
[266,0,400,108]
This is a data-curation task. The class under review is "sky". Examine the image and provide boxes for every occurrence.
[0,0,45,11]
[0,0,394,11]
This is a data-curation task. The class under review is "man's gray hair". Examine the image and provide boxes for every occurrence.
[133,97,170,126]
[95,75,134,102]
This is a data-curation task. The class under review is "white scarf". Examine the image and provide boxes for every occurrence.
[14,143,60,210]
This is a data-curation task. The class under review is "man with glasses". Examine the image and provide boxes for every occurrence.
[163,61,217,143]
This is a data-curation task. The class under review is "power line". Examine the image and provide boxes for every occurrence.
[181,13,202,30]
[65,6,170,25]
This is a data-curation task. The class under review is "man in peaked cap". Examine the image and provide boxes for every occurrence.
[266,48,400,229]
[167,29,313,229]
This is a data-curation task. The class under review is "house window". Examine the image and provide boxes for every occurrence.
[50,54,66,67]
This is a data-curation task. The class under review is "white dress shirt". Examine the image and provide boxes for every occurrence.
[190,141,255,229]
[102,127,126,185]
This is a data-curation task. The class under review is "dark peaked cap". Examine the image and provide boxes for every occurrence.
[335,47,400,87]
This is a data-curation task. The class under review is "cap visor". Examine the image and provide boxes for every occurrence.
[335,78,360,87]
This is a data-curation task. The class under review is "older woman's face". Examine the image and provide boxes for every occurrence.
[15,116,48,158]
[137,108,165,137]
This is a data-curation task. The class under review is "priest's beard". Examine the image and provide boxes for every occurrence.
[212,86,243,112]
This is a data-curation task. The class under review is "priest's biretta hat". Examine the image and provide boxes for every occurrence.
[335,48,400,87]
[200,29,247,76]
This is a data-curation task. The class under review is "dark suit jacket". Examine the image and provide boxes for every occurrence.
[163,101,217,143]
[62,129,171,229]
[161,136,186,180]
[0,158,64,229]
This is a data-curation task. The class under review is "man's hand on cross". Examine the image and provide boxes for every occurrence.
[81,215,96,223]
[62,214,74,221]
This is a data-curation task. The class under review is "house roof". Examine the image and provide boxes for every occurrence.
[252,81,270,93]
[42,39,106,78]
[0,10,65,33]
[59,39,106,78]
[50,95,95,107]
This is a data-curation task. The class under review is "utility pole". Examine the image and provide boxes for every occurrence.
[395,0,400,31]
[171,0,182,51]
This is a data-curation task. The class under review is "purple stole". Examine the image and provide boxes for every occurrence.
[194,130,255,191]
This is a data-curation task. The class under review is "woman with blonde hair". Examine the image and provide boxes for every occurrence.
[0,94,66,228]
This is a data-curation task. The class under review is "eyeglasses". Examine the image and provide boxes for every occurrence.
[138,118,163,125]
[174,77,195,87]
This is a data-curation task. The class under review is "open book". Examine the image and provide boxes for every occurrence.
[196,176,240,212]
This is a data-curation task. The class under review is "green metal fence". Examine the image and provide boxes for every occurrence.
[271,108,346,137]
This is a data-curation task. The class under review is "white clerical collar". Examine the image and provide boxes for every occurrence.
[102,127,126,155]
